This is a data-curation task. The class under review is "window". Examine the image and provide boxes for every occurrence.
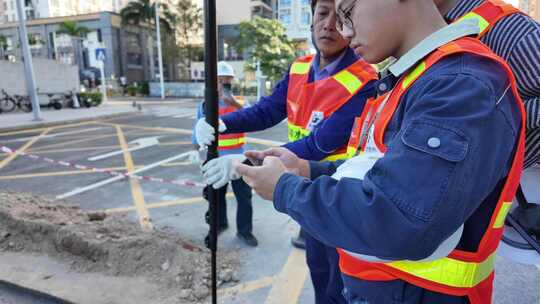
[127,52,142,66]
[300,8,311,26]
[97,29,102,42]
[279,9,291,25]
[300,0,310,5]
[279,0,291,8]
[3,1,7,11]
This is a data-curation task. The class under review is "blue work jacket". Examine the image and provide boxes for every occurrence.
[273,53,521,302]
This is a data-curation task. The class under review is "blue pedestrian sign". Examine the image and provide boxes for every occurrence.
[95,48,106,61]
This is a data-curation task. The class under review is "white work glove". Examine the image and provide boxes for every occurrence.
[185,150,202,165]
[195,118,227,148]
[202,154,246,189]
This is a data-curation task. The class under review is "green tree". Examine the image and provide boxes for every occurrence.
[236,17,296,82]
[120,0,173,33]
[56,21,90,68]
[173,0,203,79]
[0,35,7,60]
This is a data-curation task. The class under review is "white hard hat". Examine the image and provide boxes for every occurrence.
[217,61,235,77]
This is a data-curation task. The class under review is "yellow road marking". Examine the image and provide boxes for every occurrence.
[104,193,234,214]
[95,122,284,147]
[219,276,274,298]
[0,121,95,137]
[264,248,309,304]
[27,132,183,154]
[31,133,123,151]
[116,125,153,231]
[0,128,51,171]
[0,167,135,180]
[29,128,146,151]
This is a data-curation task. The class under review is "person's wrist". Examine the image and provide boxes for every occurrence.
[298,159,310,178]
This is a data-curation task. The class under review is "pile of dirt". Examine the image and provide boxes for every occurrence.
[0,190,240,303]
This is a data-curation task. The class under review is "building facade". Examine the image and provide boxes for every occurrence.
[0,11,172,83]
[278,0,312,45]
[520,0,540,20]
[1,0,133,23]
[191,0,277,81]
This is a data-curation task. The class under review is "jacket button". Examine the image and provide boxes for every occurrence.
[428,137,441,148]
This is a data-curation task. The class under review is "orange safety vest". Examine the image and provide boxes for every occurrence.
[339,37,526,304]
[218,99,246,151]
[287,54,377,161]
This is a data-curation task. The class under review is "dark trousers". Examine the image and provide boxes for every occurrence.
[305,231,347,304]
[341,274,469,304]
[216,178,253,235]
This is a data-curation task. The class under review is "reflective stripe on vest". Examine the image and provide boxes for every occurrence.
[288,122,311,142]
[456,0,520,38]
[218,137,246,147]
[339,37,526,304]
[286,54,378,161]
[387,252,496,289]
[218,103,245,150]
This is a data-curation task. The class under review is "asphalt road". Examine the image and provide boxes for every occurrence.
[0,101,539,304]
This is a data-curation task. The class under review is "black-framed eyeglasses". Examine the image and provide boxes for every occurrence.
[336,0,356,34]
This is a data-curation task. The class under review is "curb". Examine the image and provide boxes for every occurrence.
[0,111,139,134]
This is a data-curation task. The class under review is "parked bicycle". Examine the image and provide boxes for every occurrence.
[0,90,32,113]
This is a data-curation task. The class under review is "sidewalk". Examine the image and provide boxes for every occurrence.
[108,96,200,105]
[0,103,139,133]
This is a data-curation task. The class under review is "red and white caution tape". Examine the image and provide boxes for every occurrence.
[1,146,205,188]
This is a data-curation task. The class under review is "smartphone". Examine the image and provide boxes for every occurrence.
[243,157,263,167]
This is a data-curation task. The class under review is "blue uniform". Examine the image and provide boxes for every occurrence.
[272,52,521,302]
[221,47,376,304]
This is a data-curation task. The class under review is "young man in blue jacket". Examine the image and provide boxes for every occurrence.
[198,1,377,302]
[236,0,526,302]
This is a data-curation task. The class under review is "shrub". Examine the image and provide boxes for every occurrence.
[126,85,138,96]
[78,92,103,107]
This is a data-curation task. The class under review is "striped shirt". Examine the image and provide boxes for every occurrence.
[446,0,540,168]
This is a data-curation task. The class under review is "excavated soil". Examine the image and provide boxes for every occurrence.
[0,190,240,303]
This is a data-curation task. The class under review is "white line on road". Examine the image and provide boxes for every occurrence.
[4,127,105,143]
[56,150,196,200]
[88,136,161,161]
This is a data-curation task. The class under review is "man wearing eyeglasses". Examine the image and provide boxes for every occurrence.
[197,1,377,302]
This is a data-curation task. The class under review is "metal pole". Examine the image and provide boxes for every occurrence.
[15,0,41,121]
[155,0,165,99]
[203,0,219,302]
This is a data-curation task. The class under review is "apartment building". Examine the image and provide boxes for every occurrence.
[278,0,312,46]
[0,11,174,82]
[1,0,132,23]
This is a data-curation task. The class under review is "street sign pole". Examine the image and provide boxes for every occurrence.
[203,0,219,303]
[96,48,108,103]
[15,0,41,121]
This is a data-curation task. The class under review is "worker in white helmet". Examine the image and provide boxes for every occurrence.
[192,61,258,247]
